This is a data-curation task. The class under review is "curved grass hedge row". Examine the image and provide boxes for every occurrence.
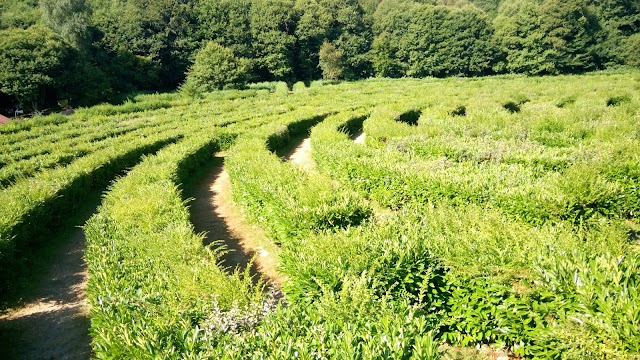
[226,112,371,245]
[84,108,413,358]
[210,110,443,358]
[0,129,183,294]
[318,104,640,227]
[0,89,335,299]
[3,73,639,358]
[0,119,185,188]
[84,130,264,358]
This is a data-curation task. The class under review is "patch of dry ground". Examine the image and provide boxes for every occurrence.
[352,130,366,144]
[0,228,91,360]
[189,156,283,287]
[284,137,316,172]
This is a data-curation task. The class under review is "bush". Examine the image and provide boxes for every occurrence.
[273,81,289,96]
[292,81,307,92]
[503,101,521,113]
[450,105,467,116]
[556,95,577,108]
[183,42,249,93]
[396,109,422,126]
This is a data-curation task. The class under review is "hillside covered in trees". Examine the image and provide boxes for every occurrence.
[1,0,639,113]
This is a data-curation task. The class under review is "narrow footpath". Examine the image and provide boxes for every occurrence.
[189,134,323,288]
[188,156,282,286]
[285,137,316,171]
[0,135,324,359]
[0,226,92,360]
[352,130,366,144]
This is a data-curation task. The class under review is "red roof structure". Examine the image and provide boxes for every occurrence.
[0,114,10,124]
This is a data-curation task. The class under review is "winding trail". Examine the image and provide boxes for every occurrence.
[188,156,282,287]
[188,134,323,288]
[285,137,316,171]
[0,227,91,360]
[352,130,366,144]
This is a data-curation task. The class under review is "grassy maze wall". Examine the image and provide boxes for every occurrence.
[1,73,639,358]
[309,76,640,358]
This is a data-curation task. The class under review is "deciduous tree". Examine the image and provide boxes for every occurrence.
[494,0,598,75]
[250,0,298,81]
[0,26,72,110]
[183,42,249,92]
[41,0,91,51]
[319,42,344,80]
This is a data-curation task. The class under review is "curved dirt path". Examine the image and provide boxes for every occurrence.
[284,137,316,172]
[189,156,282,287]
[352,130,366,144]
[0,228,91,360]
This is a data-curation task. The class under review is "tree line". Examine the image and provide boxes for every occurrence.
[0,0,638,112]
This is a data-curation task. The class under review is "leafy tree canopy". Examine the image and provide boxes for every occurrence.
[41,0,92,51]
[494,0,599,75]
[183,41,250,92]
[319,41,344,80]
[195,0,253,58]
[250,0,298,81]
[0,26,72,110]
[0,0,41,30]
[372,0,496,77]
[0,0,638,113]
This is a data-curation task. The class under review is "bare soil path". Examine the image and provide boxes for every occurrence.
[188,156,282,286]
[284,137,316,172]
[0,221,92,360]
[352,130,366,144]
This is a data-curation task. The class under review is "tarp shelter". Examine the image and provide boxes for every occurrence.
[0,114,10,124]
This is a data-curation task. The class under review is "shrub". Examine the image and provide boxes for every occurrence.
[292,81,307,92]
[503,101,521,113]
[183,42,249,93]
[556,95,577,108]
[273,81,289,96]
[396,109,422,126]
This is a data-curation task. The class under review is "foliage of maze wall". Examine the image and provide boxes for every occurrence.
[1,73,639,358]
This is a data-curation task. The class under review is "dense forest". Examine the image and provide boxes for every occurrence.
[0,0,638,113]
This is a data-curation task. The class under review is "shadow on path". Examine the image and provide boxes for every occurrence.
[0,192,99,360]
[351,130,366,144]
[187,157,263,284]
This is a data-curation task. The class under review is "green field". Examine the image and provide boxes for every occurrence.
[1,73,639,359]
